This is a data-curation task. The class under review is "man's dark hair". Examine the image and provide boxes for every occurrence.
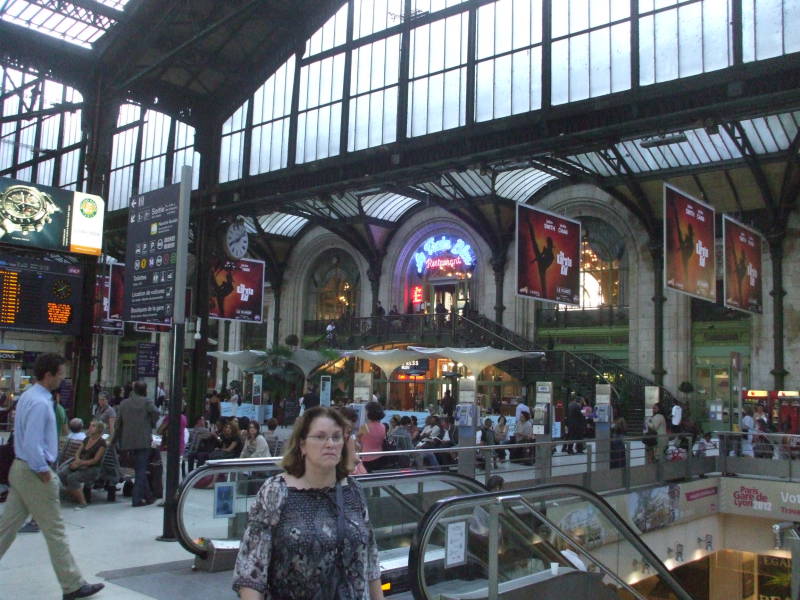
[133,381,147,396]
[365,401,385,422]
[399,416,411,426]
[266,418,279,431]
[34,353,65,382]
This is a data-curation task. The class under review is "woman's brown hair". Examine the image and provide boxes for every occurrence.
[281,406,353,481]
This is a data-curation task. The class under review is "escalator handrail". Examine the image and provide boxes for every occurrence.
[408,482,694,600]
[174,460,487,559]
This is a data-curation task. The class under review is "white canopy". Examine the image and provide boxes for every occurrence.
[407,346,543,376]
[207,350,267,371]
[343,348,422,377]
[208,348,345,377]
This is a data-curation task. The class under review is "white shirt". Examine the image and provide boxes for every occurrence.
[67,432,86,441]
[515,402,530,421]
[671,404,683,427]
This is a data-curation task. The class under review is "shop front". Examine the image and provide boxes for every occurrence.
[405,234,476,317]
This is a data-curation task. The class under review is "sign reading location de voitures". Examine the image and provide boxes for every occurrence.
[123,184,180,325]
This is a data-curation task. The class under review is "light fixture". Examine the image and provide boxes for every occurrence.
[194,317,202,340]
[640,132,689,148]
[773,522,795,549]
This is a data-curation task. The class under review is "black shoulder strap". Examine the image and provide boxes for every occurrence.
[335,481,345,544]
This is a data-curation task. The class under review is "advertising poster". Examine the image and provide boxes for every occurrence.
[758,554,791,600]
[516,204,581,305]
[627,484,681,534]
[123,184,180,325]
[108,263,125,321]
[92,269,123,336]
[664,184,716,301]
[723,216,763,314]
[208,258,265,323]
[0,177,104,255]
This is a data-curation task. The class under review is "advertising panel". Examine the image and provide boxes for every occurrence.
[108,263,125,321]
[664,184,716,301]
[92,267,123,336]
[516,204,581,305]
[0,177,104,255]
[723,216,763,314]
[719,477,800,521]
[135,342,159,378]
[208,258,265,323]
[123,184,180,325]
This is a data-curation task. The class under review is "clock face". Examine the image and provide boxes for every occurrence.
[51,279,72,300]
[3,186,46,224]
[224,221,249,259]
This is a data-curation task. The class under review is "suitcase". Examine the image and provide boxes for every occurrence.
[148,461,163,499]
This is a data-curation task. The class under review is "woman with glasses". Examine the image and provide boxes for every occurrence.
[233,406,383,600]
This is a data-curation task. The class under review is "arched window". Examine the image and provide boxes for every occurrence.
[306,250,360,321]
[564,216,626,310]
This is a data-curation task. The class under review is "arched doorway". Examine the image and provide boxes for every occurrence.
[305,249,360,321]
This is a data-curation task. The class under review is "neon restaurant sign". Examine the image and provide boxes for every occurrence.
[413,236,475,275]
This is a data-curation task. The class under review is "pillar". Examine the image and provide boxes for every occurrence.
[769,234,787,389]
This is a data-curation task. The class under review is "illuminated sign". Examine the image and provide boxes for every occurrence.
[413,236,475,275]
[0,252,83,335]
[411,285,424,304]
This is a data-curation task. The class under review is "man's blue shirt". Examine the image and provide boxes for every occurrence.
[14,383,57,473]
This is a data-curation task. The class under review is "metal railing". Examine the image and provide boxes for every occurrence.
[408,483,694,600]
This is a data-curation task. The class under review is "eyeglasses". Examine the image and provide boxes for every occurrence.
[306,434,345,444]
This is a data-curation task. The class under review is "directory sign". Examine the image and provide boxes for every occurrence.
[208,258,265,323]
[0,251,83,335]
[135,342,159,378]
[123,184,180,325]
[664,184,716,302]
[0,177,104,255]
[723,216,763,314]
[516,204,581,305]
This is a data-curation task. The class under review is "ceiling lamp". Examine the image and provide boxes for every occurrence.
[640,132,689,148]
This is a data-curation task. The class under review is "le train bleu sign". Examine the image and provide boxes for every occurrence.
[413,236,475,275]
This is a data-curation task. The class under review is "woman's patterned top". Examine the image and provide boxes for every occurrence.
[232,473,380,599]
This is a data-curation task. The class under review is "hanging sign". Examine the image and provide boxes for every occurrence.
[208,258,265,323]
[0,177,104,255]
[516,204,581,305]
[664,184,716,302]
[92,267,123,336]
[723,216,763,314]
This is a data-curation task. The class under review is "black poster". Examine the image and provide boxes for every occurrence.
[135,342,159,378]
[123,184,180,325]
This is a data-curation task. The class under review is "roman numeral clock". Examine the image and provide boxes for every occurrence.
[220,217,249,260]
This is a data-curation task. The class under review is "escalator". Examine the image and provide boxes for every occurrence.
[406,483,694,600]
[174,460,489,595]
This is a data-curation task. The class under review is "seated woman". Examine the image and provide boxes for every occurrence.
[210,421,244,460]
[58,421,107,509]
[240,422,270,459]
[232,406,383,599]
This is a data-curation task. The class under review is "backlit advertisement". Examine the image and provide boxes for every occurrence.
[723,216,763,314]
[664,184,716,302]
[0,177,104,256]
[516,204,580,305]
[209,258,264,323]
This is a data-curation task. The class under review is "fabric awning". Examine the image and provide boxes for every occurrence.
[407,346,543,376]
[343,348,422,377]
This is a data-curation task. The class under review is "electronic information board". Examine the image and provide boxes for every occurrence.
[0,253,83,335]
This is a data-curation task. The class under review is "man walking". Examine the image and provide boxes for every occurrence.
[0,353,104,599]
[113,381,159,507]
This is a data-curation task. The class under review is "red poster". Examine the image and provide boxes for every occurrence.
[108,263,125,321]
[209,258,265,322]
[723,217,763,314]
[92,267,123,336]
[664,184,716,301]
[516,204,581,305]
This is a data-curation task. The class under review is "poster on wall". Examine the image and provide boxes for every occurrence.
[723,216,763,314]
[92,268,123,336]
[516,204,581,305]
[0,178,104,255]
[108,263,125,321]
[757,554,791,600]
[664,184,716,302]
[208,258,265,323]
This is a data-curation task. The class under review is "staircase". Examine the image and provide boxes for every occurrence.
[304,312,674,432]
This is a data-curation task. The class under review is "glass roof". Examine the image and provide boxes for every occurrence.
[0,0,131,48]
[361,193,419,222]
[257,213,309,237]
[568,110,800,177]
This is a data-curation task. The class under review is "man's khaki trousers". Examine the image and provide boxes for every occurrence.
[0,458,85,593]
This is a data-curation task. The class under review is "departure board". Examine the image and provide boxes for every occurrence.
[0,253,83,335]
